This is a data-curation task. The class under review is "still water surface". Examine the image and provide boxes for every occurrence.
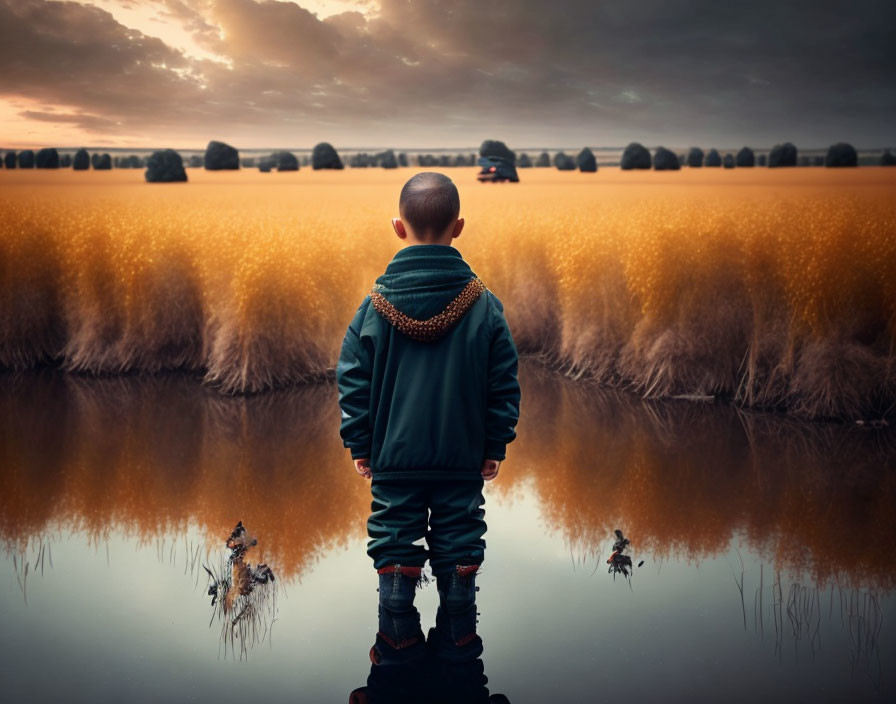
[1,361,893,702]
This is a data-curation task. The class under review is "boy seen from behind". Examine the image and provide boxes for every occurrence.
[336,172,521,666]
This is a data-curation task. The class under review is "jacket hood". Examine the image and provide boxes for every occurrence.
[371,244,486,342]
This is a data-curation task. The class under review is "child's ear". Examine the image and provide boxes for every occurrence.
[392,218,408,239]
[452,217,465,239]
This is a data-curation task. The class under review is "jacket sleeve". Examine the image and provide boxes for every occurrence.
[336,303,373,459]
[484,295,521,461]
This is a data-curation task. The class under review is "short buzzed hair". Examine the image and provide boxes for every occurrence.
[398,172,460,240]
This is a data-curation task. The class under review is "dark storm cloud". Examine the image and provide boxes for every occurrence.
[1,0,893,146]
[0,0,200,127]
[367,0,896,143]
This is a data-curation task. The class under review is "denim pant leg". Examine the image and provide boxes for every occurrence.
[367,480,429,569]
[426,480,487,577]
[377,567,424,650]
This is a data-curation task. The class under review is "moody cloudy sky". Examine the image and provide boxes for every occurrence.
[1,0,893,149]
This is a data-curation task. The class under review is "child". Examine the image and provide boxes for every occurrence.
[336,171,521,666]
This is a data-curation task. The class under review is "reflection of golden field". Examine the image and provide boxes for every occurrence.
[1,363,893,590]
[1,168,895,417]
[0,371,369,580]
[511,364,896,590]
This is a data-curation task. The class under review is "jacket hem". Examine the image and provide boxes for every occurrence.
[371,469,484,482]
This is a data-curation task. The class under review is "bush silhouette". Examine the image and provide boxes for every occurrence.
[312,142,344,169]
[204,141,239,170]
[686,147,704,167]
[735,147,755,167]
[620,143,651,170]
[479,139,516,164]
[769,142,798,167]
[825,143,858,167]
[36,148,59,168]
[553,152,576,170]
[145,149,187,182]
[576,147,597,172]
[653,147,680,171]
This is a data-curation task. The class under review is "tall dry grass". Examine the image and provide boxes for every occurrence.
[1,167,895,418]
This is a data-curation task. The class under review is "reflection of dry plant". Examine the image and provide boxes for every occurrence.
[741,565,884,687]
[603,529,644,586]
[3,356,894,592]
[8,536,53,605]
[202,521,280,660]
[0,369,367,583]
[841,587,883,689]
[516,363,896,593]
[785,583,822,657]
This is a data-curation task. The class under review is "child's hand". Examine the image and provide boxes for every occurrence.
[354,458,372,479]
[481,459,501,481]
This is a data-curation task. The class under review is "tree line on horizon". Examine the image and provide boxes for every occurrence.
[480,140,896,172]
[2,139,895,182]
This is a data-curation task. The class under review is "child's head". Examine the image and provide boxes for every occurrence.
[392,171,465,244]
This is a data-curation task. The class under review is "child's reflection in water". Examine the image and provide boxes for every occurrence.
[350,600,509,704]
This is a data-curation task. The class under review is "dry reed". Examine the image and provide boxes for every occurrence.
[1,167,894,418]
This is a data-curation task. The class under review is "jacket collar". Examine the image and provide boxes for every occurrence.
[383,244,470,275]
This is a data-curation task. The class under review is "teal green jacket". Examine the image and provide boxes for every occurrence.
[336,244,521,481]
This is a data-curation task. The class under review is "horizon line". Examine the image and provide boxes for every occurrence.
[3,143,894,154]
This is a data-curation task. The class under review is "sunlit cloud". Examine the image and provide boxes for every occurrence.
[1,0,893,149]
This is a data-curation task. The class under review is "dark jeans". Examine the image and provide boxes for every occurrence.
[367,479,487,577]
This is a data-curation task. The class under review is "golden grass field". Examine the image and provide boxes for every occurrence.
[1,166,895,418]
